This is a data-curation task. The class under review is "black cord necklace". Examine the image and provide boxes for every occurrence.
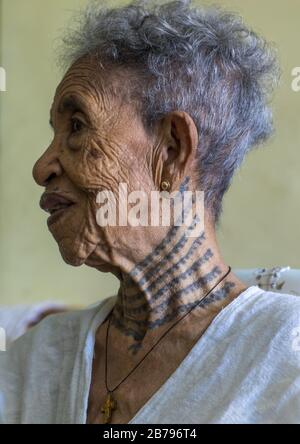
[101,266,232,424]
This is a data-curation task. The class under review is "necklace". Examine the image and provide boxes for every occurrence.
[101,266,232,423]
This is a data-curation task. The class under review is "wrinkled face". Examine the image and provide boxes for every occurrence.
[33,58,176,272]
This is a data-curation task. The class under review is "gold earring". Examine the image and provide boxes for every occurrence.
[161,180,171,192]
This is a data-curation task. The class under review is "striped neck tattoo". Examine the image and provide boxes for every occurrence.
[111,220,235,354]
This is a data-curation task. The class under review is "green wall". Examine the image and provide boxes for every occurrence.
[0,0,299,306]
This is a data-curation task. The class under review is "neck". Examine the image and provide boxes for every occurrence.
[111,223,244,354]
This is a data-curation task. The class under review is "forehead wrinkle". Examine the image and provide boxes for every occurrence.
[52,60,130,134]
[59,61,108,100]
[71,59,121,108]
[57,77,102,106]
[54,74,112,123]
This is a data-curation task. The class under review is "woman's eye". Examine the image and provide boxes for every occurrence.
[71,118,84,134]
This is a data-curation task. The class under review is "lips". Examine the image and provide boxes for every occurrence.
[40,192,76,226]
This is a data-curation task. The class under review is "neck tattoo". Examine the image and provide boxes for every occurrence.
[100,177,237,423]
[102,264,232,424]
[111,217,235,354]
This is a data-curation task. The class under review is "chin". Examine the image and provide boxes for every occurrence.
[57,237,98,268]
[59,247,86,267]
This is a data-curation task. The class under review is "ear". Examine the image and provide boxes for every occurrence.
[158,111,198,189]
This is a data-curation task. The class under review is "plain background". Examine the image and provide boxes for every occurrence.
[0,0,299,306]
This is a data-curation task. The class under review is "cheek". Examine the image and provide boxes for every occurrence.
[51,194,104,266]
[61,140,127,193]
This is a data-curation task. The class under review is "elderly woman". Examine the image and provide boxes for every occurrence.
[1,0,300,425]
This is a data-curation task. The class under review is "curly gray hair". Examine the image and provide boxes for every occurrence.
[60,0,279,223]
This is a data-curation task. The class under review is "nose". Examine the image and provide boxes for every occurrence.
[33,143,63,187]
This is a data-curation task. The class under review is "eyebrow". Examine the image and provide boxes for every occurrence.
[49,95,90,129]
[58,95,87,115]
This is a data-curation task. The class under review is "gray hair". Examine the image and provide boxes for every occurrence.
[60,0,279,223]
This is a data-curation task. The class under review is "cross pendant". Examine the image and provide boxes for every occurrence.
[101,392,117,424]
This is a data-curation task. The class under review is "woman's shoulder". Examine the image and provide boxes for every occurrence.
[222,285,300,333]
[216,286,300,363]
[0,295,116,370]
[0,295,116,424]
[14,295,117,352]
[236,285,300,321]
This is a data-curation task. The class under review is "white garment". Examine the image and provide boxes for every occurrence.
[0,286,300,424]
[0,302,66,347]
